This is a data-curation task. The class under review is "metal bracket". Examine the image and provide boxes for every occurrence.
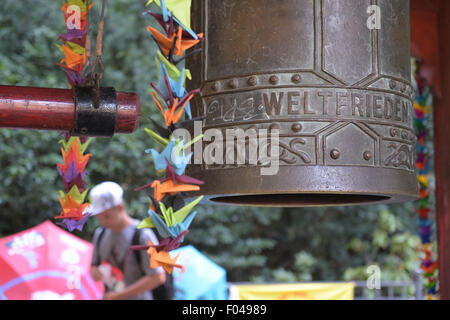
[72,86,117,137]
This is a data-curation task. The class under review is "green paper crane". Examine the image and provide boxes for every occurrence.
[138,195,203,229]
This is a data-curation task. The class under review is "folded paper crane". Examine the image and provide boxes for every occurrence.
[147,245,185,274]
[54,137,92,231]
[135,0,204,275]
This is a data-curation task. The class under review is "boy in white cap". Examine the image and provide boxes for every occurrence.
[89,181,166,300]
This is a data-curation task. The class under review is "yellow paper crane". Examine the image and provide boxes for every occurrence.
[146,0,192,29]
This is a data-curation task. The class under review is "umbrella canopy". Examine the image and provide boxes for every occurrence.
[171,245,227,300]
[0,220,103,300]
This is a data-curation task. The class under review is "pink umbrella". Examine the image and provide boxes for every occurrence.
[0,220,103,300]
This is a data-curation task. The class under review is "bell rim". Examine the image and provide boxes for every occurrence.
[185,165,419,207]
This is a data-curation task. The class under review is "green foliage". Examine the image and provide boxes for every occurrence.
[0,129,61,235]
[343,210,421,282]
[0,0,436,288]
[342,210,423,298]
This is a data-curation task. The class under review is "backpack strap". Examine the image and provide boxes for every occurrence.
[92,226,106,266]
[131,227,143,271]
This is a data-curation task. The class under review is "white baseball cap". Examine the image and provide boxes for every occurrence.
[88,181,124,215]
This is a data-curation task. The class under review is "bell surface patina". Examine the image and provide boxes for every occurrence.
[186,0,419,207]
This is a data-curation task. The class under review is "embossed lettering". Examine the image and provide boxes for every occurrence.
[207,89,412,125]
[402,101,410,125]
[287,92,300,115]
[304,92,315,114]
[336,92,348,115]
[373,95,383,118]
[318,91,332,115]
[263,92,283,116]
[352,93,364,116]
[384,96,393,119]
[393,98,402,121]
[366,94,372,117]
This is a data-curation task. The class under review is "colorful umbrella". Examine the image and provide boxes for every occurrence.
[0,220,103,300]
[171,245,228,300]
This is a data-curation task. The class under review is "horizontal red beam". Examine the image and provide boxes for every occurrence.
[0,85,141,134]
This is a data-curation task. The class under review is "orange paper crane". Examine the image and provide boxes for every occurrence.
[421,261,438,274]
[57,140,92,174]
[60,46,86,69]
[151,180,200,202]
[146,26,202,57]
[55,194,89,220]
[150,92,194,127]
[147,243,184,274]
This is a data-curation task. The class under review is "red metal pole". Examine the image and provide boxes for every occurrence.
[435,0,450,300]
[0,85,141,134]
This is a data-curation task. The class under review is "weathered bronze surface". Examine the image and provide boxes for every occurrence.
[186,0,419,206]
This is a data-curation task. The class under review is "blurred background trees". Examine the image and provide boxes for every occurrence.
[0,0,436,288]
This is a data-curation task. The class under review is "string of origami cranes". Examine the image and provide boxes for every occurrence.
[412,58,438,299]
[55,0,94,232]
[131,0,204,274]
[54,0,204,274]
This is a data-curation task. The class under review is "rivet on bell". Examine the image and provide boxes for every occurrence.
[330,149,340,160]
[363,151,372,161]
[390,128,399,137]
[291,74,301,83]
[269,75,279,85]
[291,123,302,132]
[211,82,219,91]
[248,76,257,86]
[228,79,237,89]
[389,80,397,89]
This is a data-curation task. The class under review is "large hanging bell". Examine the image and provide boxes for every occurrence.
[186,0,419,207]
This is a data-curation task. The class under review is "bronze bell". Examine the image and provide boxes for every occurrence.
[186,0,419,207]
